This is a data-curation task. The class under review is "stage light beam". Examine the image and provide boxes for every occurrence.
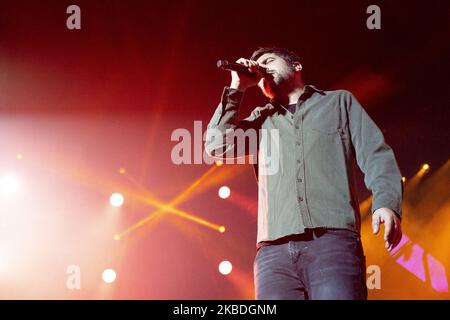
[102,269,117,284]
[116,165,223,238]
[218,186,231,199]
[110,193,124,207]
[219,261,232,275]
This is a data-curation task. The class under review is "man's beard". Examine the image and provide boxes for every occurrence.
[263,73,288,97]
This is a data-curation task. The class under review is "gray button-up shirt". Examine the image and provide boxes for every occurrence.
[205,85,403,245]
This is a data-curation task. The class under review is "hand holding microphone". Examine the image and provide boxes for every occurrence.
[217,58,266,91]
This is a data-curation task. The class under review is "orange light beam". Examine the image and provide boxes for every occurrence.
[117,164,223,238]
[36,155,224,238]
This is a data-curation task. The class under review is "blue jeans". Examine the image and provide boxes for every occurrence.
[254,228,367,300]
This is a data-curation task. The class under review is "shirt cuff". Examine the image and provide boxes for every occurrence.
[372,197,402,221]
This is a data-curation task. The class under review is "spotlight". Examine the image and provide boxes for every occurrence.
[422,163,430,171]
[218,261,232,275]
[0,174,20,195]
[110,193,124,207]
[402,177,406,183]
[113,234,120,241]
[215,160,223,167]
[16,154,23,160]
[119,168,126,174]
[218,186,230,199]
[219,226,226,233]
[102,269,117,284]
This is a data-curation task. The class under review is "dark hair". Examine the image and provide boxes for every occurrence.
[250,47,301,65]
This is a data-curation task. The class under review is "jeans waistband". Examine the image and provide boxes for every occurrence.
[258,228,329,249]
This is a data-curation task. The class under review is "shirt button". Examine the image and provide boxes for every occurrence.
[298,196,303,202]
[298,178,302,183]
[297,159,301,163]
[296,142,301,146]
[295,125,300,129]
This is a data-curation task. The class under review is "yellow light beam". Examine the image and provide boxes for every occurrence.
[117,164,224,238]
[117,187,225,237]
[36,154,224,239]
[404,163,432,194]
[124,163,219,208]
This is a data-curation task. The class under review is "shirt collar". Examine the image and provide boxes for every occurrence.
[304,84,325,94]
[269,84,325,111]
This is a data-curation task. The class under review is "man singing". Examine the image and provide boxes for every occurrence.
[205,47,403,300]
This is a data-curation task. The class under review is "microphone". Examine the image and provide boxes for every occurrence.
[216,59,266,77]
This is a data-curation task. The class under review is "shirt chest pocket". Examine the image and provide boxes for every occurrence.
[309,104,341,135]
[305,104,351,156]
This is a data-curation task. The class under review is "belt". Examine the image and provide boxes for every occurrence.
[257,228,328,249]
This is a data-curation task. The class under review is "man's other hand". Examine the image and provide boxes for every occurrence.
[372,207,402,252]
